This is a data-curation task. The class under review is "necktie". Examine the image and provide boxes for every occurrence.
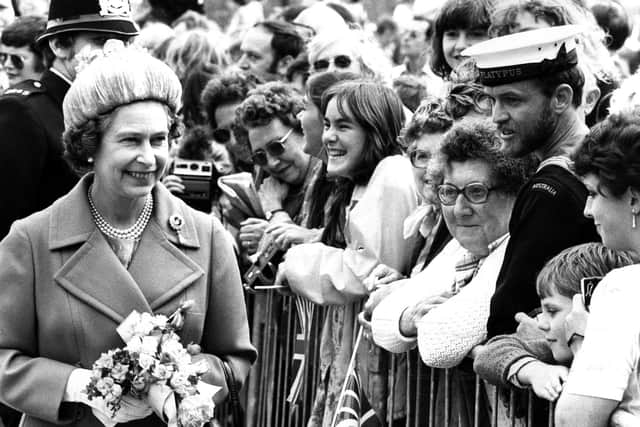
[452,250,481,293]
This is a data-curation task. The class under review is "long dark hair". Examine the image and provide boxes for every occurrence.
[319,80,405,247]
[304,71,360,230]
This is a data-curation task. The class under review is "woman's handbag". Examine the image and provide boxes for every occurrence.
[221,360,245,426]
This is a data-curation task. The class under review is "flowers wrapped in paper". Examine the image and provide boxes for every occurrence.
[85,301,221,427]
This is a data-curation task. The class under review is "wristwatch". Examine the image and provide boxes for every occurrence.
[266,208,285,221]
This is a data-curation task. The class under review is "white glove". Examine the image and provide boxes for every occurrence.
[64,368,153,427]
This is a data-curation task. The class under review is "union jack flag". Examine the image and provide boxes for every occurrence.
[332,329,382,427]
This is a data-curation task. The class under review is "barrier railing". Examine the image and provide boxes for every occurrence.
[218,292,555,427]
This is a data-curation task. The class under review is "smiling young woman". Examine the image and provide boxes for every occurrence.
[275,80,421,425]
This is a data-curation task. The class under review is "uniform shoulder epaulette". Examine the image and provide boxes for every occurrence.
[3,80,46,97]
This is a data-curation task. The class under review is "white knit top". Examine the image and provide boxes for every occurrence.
[371,236,509,368]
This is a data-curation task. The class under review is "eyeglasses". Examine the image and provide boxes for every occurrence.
[251,128,294,166]
[312,55,352,72]
[437,182,498,205]
[408,149,431,169]
[212,128,232,143]
[0,52,25,69]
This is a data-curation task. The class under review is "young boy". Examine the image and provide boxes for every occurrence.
[474,243,637,401]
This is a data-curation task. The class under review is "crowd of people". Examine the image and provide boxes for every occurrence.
[1,0,640,426]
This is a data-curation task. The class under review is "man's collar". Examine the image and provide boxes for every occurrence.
[49,67,73,86]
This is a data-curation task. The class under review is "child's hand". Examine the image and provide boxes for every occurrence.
[565,294,589,352]
[514,311,544,340]
[518,361,569,401]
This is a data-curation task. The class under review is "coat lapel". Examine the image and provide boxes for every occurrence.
[54,231,152,324]
[51,175,205,323]
[128,220,204,312]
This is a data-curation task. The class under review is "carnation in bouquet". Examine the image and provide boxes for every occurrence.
[85,301,220,427]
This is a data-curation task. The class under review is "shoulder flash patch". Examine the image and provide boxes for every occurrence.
[531,182,558,196]
[3,80,45,97]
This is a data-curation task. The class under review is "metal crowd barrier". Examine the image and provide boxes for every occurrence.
[217,292,556,427]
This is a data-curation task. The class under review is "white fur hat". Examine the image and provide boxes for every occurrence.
[63,42,182,131]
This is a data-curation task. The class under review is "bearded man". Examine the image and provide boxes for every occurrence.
[463,25,599,338]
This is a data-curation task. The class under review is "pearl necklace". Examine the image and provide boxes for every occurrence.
[87,185,153,240]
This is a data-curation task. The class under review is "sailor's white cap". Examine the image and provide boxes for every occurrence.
[461,25,585,86]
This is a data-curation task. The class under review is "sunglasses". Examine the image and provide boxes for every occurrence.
[0,52,25,69]
[251,128,294,166]
[437,182,498,205]
[212,128,232,143]
[408,149,431,169]
[312,55,352,72]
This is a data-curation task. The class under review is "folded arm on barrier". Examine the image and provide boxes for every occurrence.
[417,238,509,369]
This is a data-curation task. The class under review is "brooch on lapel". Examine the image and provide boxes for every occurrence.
[169,213,185,244]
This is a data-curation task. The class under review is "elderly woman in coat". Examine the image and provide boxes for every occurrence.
[0,44,256,427]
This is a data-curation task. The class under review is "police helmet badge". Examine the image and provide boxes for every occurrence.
[99,0,132,17]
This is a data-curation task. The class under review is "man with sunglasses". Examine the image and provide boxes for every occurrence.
[462,26,599,339]
[237,20,304,82]
[0,0,139,240]
[0,15,47,87]
[236,82,316,255]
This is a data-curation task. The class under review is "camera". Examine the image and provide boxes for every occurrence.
[243,237,285,291]
[172,158,213,203]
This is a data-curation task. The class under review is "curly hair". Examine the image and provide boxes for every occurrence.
[164,29,228,81]
[177,125,211,160]
[489,0,572,37]
[237,81,304,131]
[430,0,493,78]
[397,96,453,150]
[446,82,491,119]
[200,71,262,129]
[439,118,534,196]
[306,71,361,109]
[574,112,640,198]
[392,75,428,112]
[536,242,637,299]
[63,105,182,176]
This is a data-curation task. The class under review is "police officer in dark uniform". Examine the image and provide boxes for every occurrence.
[0,0,139,240]
[463,26,600,339]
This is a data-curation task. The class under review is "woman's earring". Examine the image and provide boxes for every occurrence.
[87,157,94,164]
[633,209,638,229]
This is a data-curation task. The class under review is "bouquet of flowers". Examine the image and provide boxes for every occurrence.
[85,301,220,427]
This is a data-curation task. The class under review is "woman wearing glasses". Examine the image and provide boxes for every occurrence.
[0,15,47,87]
[307,26,392,84]
[235,82,318,255]
[371,118,531,366]
[369,118,531,425]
